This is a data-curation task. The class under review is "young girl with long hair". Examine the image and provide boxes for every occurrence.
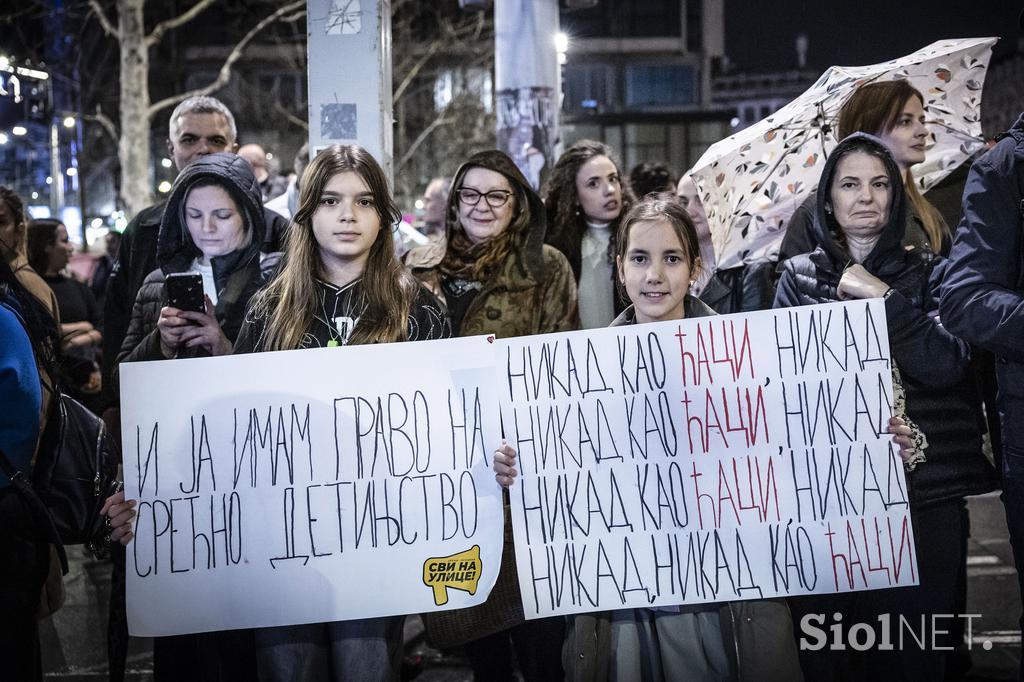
[226,145,448,681]
[236,144,449,352]
[544,139,635,329]
[106,147,452,680]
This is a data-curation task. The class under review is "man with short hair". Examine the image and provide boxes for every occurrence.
[238,143,289,201]
[419,176,450,239]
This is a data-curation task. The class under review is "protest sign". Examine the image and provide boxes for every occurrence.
[496,300,916,619]
[120,336,504,636]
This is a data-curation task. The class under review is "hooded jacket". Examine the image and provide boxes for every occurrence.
[405,150,579,338]
[940,113,1024,460]
[117,152,269,368]
[774,133,996,506]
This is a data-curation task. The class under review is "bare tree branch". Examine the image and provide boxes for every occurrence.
[145,0,217,48]
[274,101,308,130]
[87,0,119,39]
[82,104,119,144]
[396,115,452,172]
[147,0,306,118]
[393,41,441,104]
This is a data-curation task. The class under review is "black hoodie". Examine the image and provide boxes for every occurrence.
[774,133,996,506]
[117,153,270,368]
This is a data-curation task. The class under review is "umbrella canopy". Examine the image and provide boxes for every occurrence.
[689,37,997,270]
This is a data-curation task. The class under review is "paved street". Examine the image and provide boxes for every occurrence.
[41,491,1021,681]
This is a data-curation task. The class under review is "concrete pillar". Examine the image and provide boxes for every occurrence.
[494,0,560,190]
[306,0,393,177]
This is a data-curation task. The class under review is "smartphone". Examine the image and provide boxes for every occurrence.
[165,272,205,313]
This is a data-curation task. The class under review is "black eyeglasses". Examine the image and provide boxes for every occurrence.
[456,188,513,208]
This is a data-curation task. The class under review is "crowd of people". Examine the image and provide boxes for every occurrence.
[1,80,1022,682]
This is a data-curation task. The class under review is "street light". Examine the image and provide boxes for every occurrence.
[12,125,27,136]
[158,181,172,193]
[66,167,77,177]
[63,116,76,128]
[0,132,7,145]
[554,32,569,66]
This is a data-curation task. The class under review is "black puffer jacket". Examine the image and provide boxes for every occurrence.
[774,134,997,507]
[117,153,269,370]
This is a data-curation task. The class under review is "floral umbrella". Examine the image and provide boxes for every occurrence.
[688,37,996,270]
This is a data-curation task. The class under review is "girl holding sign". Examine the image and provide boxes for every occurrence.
[493,196,917,681]
[107,145,452,681]
[235,144,450,680]
[774,133,997,680]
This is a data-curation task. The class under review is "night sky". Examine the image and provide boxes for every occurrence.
[723,1,1023,72]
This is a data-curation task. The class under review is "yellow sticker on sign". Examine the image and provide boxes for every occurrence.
[423,545,482,606]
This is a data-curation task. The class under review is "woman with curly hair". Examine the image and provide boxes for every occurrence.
[543,139,634,329]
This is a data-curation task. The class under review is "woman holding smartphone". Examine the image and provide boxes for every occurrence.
[117,152,270,367]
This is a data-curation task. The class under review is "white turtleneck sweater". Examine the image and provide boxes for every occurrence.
[578,220,615,329]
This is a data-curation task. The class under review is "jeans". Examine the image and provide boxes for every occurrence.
[255,616,405,682]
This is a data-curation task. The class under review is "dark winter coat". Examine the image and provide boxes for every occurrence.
[774,133,997,507]
[940,113,1024,464]
[698,261,776,314]
[100,186,288,410]
[116,153,269,371]
[777,188,931,265]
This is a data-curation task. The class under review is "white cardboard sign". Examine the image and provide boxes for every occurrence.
[496,300,917,619]
[120,336,504,636]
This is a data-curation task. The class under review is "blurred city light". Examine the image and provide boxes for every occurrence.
[158,180,172,193]
[12,125,27,136]
[63,116,76,128]
[554,32,568,54]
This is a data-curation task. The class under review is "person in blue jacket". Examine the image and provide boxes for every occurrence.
[939,110,1024,674]
[0,256,60,680]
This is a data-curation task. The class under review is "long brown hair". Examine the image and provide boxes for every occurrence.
[0,186,28,261]
[543,139,635,279]
[27,218,63,275]
[247,145,417,349]
[838,80,947,250]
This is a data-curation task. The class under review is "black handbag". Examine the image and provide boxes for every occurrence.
[33,390,121,553]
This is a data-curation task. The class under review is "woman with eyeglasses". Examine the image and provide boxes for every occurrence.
[405,149,578,681]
